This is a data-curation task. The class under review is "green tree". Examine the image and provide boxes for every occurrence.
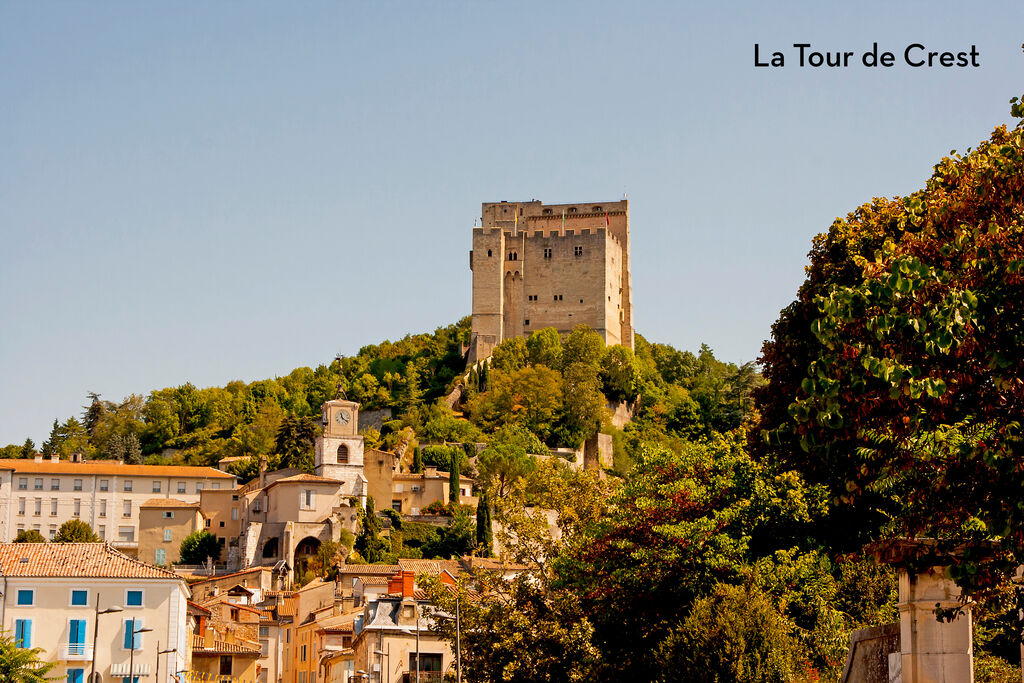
[411,446,423,474]
[556,362,605,448]
[449,455,461,504]
[20,439,35,459]
[356,497,387,563]
[476,443,537,500]
[12,530,45,543]
[562,325,605,369]
[274,413,318,472]
[600,345,641,402]
[490,337,528,374]
[179,530,221,565]
[658,583,807,683]
[755,95,1024,599]
[470,366,563,441]
[526,327,563,368]
[53,519,99,543]
[421,505,475,559]
[476,490,493,557]
[0,629,58,682]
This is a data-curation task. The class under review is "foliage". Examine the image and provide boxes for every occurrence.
[470,365,563,443]
[755,96,1024,599]
[309,540,343,580]
[0,630,58,682]
[179,530,221,565]
[476,444,537,500]
[490,337,528,374]
[275,414,319,472]
[449,454,461,503]
[600,345,642,402]
[53,519,99,543]
[658,583,809,683]
[356,497,387,563]
[419,444,465,473]
[12,530,45,544]
[476,490,493,557]
[421,505,476,559]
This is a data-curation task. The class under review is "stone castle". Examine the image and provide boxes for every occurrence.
[468,199,634,362]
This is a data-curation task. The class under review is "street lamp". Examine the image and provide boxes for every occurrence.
[156,642,177,683]
[127,626,153,683]
[89,596,123,683]
[373,645,390,683]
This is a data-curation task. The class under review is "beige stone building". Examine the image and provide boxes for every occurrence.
[0,542,191,682]
[469,199,634,362]
[0,455,236,553]
[390,467,477,515]
[139,498,204,566]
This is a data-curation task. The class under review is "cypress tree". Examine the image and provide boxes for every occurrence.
[476,490,493,557]
[449,456,461,504]
[412,446,423,474]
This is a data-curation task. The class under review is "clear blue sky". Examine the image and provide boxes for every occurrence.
[2,1,1022,445]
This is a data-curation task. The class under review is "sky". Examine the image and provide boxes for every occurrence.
[2,1,1022,445]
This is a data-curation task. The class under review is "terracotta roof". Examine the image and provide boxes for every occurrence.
[190,635,262,656]
[0,543,184,580]
[0,459,235,479]
[188,566,273,587]
[264,473,344,490]
[337,564,401,575]
[140,498,201,508]
[356,576,391,586]
[188,601,212,615]
[398,558,462,575]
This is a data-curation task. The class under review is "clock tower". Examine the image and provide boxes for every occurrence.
[314,399,366,496]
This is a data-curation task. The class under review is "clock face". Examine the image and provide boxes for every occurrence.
[335,409,351,426]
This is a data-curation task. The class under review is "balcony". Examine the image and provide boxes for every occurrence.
[401,673,443,683]
[59,643,94,660]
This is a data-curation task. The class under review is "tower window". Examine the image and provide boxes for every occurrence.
[337,445,349,464]
[487,249,492,257]
[543,208,552,215]
[574,246,583,256]
[593,206,602,212]
[524,320,530,326]
[554,295,563,302]
[568,207,577,213]
[543,248,552,259]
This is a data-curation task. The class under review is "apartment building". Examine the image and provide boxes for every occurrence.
[0,455,236,553]
[0,542,191,682]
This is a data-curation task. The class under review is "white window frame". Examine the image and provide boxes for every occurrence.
[123,589,145,609]
[68,589,90,608]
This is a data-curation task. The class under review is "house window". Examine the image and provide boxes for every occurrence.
[301,490,313,510]
[68,619,87,655]
[195,483,203,493]
[118,527,134,543]
[33,478,43,490]
[98,526,105,540]
[177,482,186,494]
[18,498,25,515]
[163,511,174,519]
[219,521,225,528]
[18,478,27,490]
[155,548,166,565]
[410,653,443,672]
[219,655,232,676]
[123,501,132,517]
[73,479,83,491]
[70,590,89,606]
[33,499,41,516]
[100,500,107,517]
[16,590,33,606]
[49,525,57,540]
[543,247,552,258]
[14,619,31,648]
[164,529,172,542]
[125,590,143,607]
[391,500,402,512]
[50,499,57,516]
[253,500,262,513]
[67,670,84,683]
[259,626,270,637]
[99,480,109,492]
[301,645,307,662]
[152,481,161,493]
[123,480,133,492]
[205,519,211,528]
[574,245,583,256]
[73,499,81,517]
[231,508,238,521]
[51,479,60,491]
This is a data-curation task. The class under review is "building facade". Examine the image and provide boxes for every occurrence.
[469,199,634,362]
[0,455,236,553]
[0,542,191,682]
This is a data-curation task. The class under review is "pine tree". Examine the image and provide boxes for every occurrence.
[20,439,34,459]
[125,433,142,464]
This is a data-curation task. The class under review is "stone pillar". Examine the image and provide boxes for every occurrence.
[896,565,973,683]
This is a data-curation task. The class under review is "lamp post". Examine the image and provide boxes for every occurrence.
[156,642,177,683]
[127,625,153,683]
[89,595,123,683]
[373,645,389,683]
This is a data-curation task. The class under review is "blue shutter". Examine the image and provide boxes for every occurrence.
[123,619,134,649]
[14,619,31,648]
[71,590,88,606]
[16,589,33,605]
[70,619,86,645]
[68,669,85,683]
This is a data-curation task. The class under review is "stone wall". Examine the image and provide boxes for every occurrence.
[840,623,899,683]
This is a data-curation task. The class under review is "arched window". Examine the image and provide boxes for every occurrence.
[262,537,279,558]
[487,249,492,257]
[337,444,349,464]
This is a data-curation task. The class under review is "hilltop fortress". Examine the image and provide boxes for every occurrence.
[468,199,634,362]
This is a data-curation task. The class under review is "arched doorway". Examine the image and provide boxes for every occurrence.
[262,537,279,559]
[293,536,322,582]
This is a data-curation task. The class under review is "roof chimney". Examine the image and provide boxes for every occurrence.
[387,570,416,597]
[33,455,42,463]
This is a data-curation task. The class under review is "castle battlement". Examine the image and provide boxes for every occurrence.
[469,199,634,363]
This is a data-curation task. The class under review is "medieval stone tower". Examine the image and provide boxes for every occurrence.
[314,399,366,497]
[468,199,634,362]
